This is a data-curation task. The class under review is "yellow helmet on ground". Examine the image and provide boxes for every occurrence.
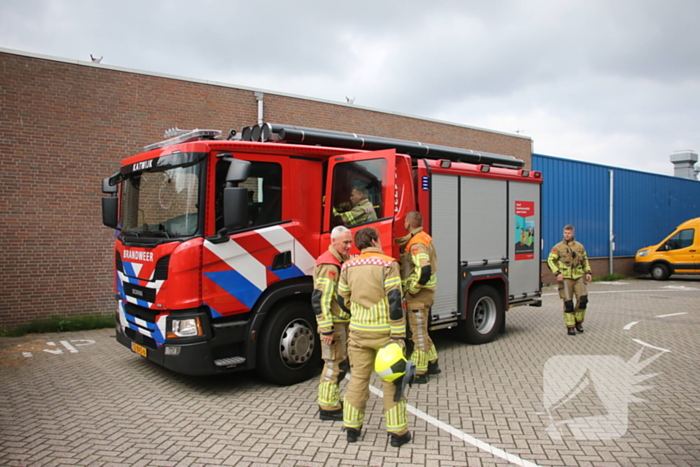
[374,342,407,382]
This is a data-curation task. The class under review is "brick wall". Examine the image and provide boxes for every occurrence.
[0,50,531,328]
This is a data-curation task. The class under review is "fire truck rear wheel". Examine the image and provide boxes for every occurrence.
[458,285,504,345]
[257,301,321,386]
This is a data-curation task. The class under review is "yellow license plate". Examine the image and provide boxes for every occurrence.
[131,342,147,358]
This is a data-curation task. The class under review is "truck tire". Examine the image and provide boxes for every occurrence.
[257,301,320,386]
[457,285,504,345]
[650,263,670,281]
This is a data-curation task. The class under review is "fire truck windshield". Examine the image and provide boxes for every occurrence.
[120,160,203,239]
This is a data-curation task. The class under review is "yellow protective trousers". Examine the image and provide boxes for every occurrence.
[318,322,348,411]
[343,330,408,435]
[407,306,437,375]
[557,277,588,327]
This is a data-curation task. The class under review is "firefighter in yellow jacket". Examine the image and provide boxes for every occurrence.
[334,186,377,226]
[396,211,440,383]
[337,227,411,447]
[312,225,353,421]
[547,224,593,335]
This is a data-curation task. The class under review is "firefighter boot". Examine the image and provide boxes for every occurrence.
[567,327,576,336]
[319,408,343,421]
[414,374,428,384]
[389,431,412,448]
[427,360,442,375]
[344,427,361,443]
[575,322,584,333]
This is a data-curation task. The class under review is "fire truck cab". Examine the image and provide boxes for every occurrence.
[102,124,542,385]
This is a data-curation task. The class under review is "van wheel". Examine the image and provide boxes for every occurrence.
[257,301,320,386]
[650,263,670,281]
[457,285,504,345]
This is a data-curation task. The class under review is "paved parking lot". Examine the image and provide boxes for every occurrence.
[1,277,699,467]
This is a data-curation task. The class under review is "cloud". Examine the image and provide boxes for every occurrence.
[1,0,699,177]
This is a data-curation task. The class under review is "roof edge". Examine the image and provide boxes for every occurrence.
[0,47,530,141]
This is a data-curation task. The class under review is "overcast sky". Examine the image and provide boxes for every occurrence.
[2,0,699,177]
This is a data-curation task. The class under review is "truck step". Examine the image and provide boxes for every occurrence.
[212,320,248,329]
[429,320,459,331]
[214,356,246,367]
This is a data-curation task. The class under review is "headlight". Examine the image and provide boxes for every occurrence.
[168,317,202,338]
[637,249,650,257]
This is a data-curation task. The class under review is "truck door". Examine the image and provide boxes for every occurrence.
[661,227,698,273]
[322,149,396,247]
[203,159,297,316]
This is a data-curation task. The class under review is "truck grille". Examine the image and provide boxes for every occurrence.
[154,255,170,280]
[116,252,170,281]
[123,304,160,349]
[125,303,158,322]
[123,283,156,302]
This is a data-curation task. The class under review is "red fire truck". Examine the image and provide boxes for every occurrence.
[101,123,542,385]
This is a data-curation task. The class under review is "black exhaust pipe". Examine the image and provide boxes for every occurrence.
[273,126,524,168]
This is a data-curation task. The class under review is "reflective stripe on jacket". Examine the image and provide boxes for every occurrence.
[547,239,591,279]
[312,246,349,335]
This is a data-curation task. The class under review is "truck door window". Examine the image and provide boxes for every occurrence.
[330,159,385,228]
[664,229,694,250]
[216,160,282,230]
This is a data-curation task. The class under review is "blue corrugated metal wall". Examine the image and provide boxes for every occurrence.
[533,153,700,259]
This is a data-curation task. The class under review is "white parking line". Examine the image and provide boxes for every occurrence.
[656,312,687,318]
[632,339,671,353]
[368,384,542,467]
[623,307,694,361]
[542,287,699,297]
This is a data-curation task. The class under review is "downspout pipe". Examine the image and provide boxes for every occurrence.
[255,92,264,125]
[609,169,614,275]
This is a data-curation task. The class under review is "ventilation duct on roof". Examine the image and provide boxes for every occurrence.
[670,150,699,180]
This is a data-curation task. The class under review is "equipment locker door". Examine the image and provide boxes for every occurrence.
[430,174,460,321]
[460,176,508,266]
[508,181,541,302]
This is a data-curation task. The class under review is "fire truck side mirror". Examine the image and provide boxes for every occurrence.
[223,187,248,231]
[101,175,119,229]
[102,197,119,229]
[223,157,251,183]
[223,158,250,230]
[102,178,118,194]
[102,172,122,193]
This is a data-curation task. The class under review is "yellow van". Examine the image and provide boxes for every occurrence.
[634,217,700,280]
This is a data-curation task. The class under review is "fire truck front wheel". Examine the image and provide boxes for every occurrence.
[458,285,504,345]
[257,301,321,386]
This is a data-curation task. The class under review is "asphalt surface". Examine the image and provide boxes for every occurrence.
[1,276,699,467]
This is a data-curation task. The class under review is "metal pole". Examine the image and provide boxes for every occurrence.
[609,169,614,275]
